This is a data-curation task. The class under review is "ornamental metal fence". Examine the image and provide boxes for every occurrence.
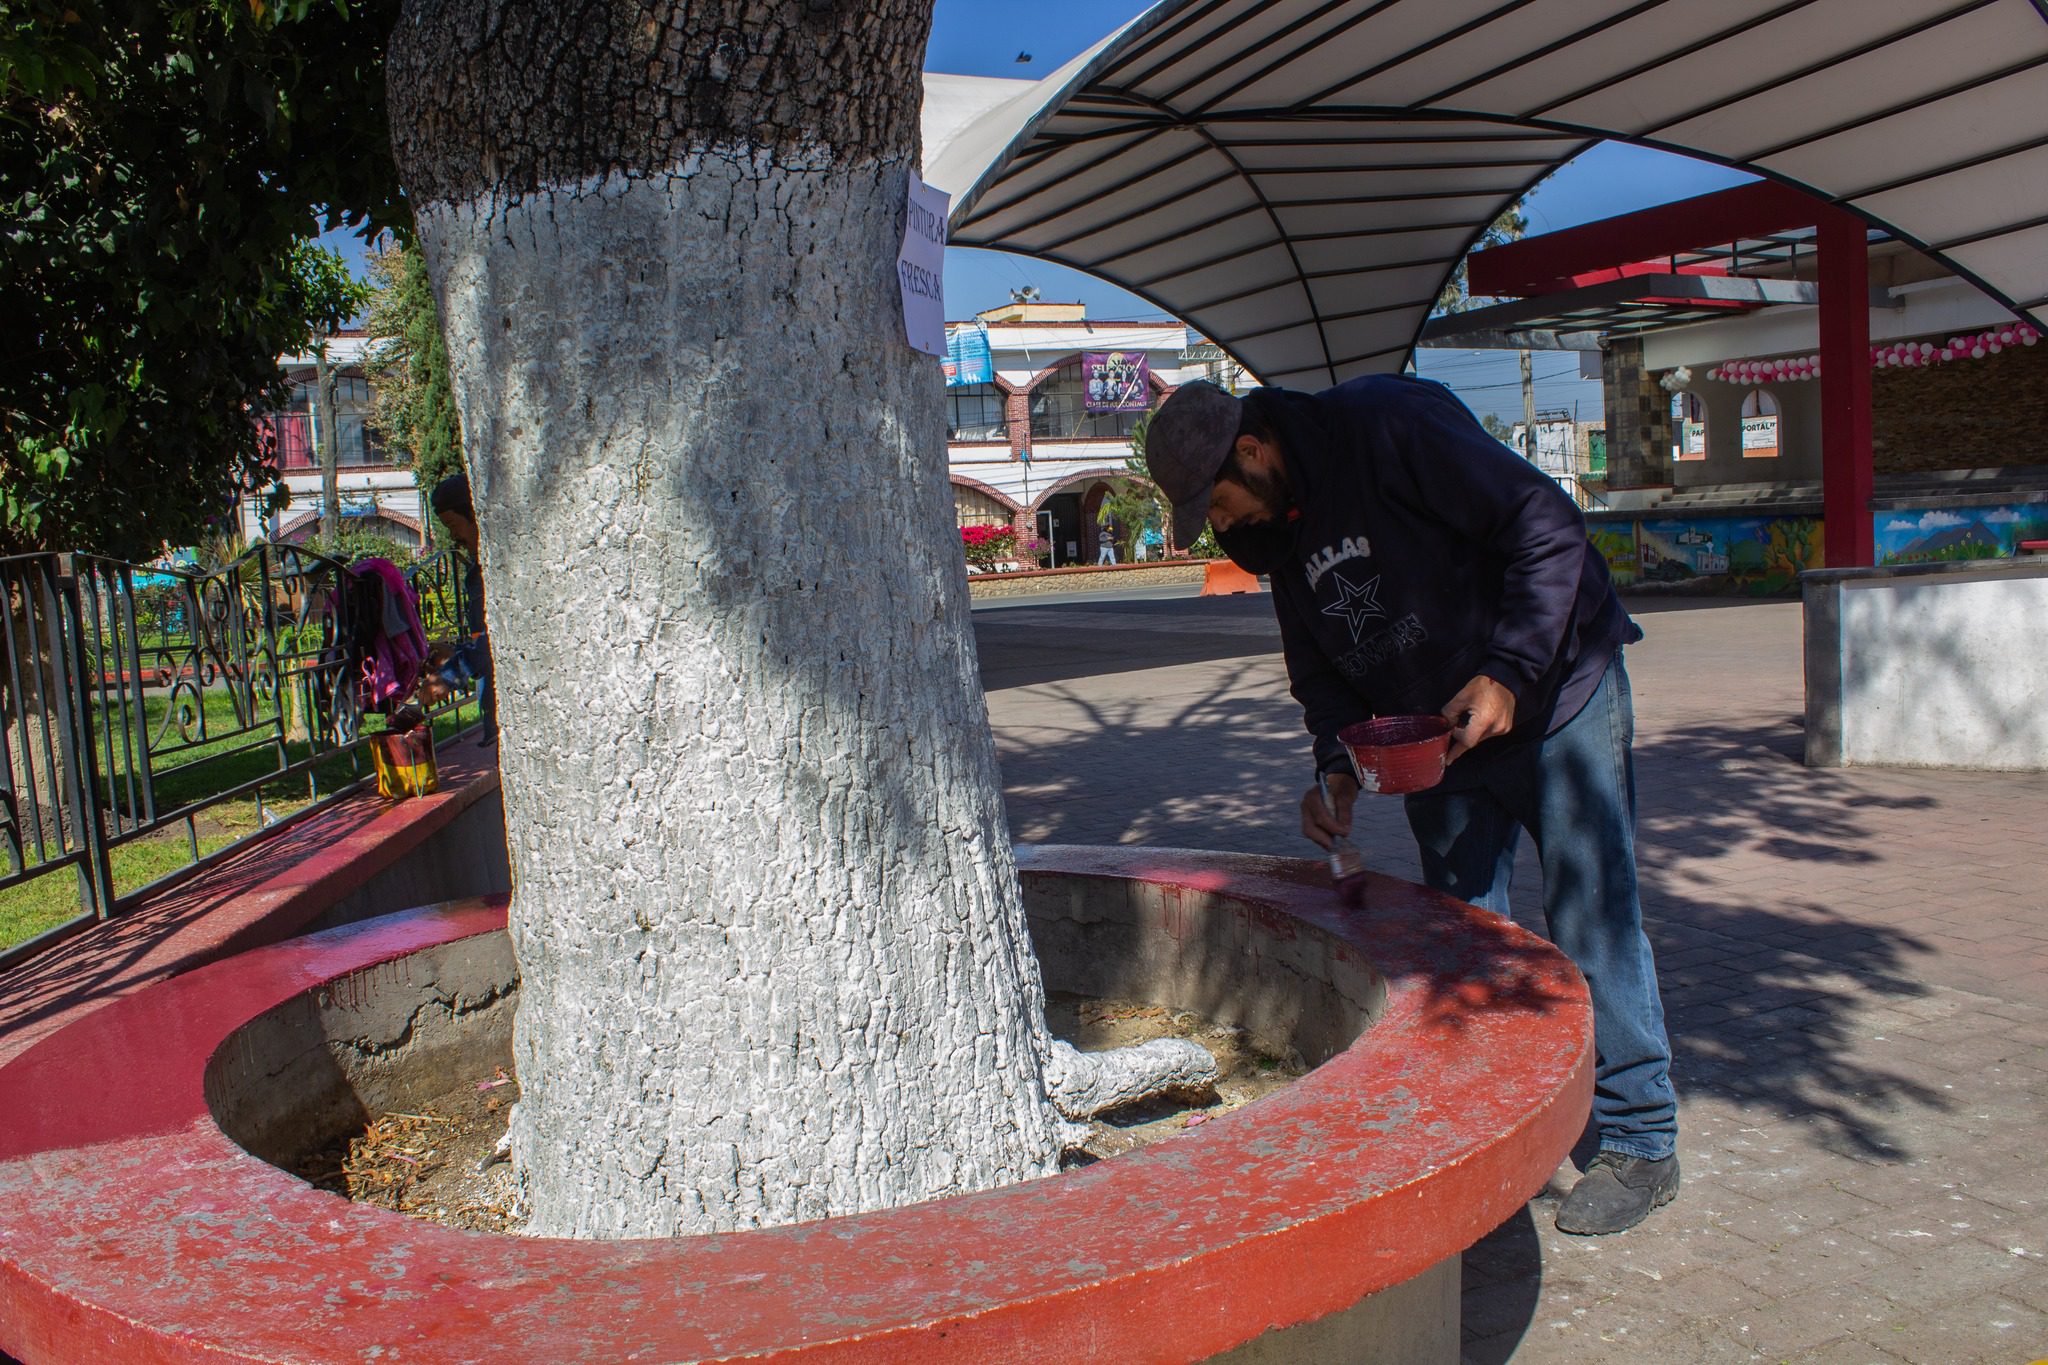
[0,542,483,969]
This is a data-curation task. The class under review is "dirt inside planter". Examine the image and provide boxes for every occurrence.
[294,992,1308,1232]
[294,1065,525,1232]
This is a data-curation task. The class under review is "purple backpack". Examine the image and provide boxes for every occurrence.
[346,557,429,713]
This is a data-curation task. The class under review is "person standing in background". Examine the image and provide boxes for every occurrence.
[421,474,496,744]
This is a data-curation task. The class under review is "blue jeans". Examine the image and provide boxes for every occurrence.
[1403,651,1677,1161]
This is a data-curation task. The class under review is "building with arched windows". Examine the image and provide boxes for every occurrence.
[238,310,1204,567]
[944,301,1217,567]
[240,329,431,550]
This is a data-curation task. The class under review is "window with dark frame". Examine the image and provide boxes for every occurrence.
[947,384,1009,442]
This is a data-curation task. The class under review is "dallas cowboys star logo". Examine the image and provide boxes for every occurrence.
[1319,567,1385,642]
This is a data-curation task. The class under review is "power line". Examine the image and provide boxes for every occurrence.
[1440,369,1584,393]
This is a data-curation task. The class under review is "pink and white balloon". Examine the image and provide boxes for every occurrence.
[1718,324,2037,382]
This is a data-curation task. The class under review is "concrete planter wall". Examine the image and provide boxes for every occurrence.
[1803,558,2048,770]
[0,848,1591,1363]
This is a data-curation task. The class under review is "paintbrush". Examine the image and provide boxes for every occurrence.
[1319,773,1370,906]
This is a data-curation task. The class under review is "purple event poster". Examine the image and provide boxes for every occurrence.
[1082,351,1151,412]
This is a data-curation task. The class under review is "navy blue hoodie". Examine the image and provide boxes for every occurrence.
[1255,375,1636,779]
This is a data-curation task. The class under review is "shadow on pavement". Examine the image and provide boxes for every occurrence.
[1629,720,1947,1162]
[994,661,1955,1353]
[973,592,1279,692]
[1461,1205,1545,1364]
[1619,592,1793,615]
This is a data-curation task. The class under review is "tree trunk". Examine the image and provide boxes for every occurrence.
[388,0,1203,1240]
[315,338,341,551]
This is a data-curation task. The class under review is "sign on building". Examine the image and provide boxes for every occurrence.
[1741,415,1780,459]
[944,325,994,386]
[1082,350,1151,411]
[1680,420,1706,460]
[898,171,949,358]
[1510,419,1579,477]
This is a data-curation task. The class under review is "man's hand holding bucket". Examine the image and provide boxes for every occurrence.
[1441,674,1515,764]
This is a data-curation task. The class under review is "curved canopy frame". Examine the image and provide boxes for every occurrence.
[926,0,2048,390]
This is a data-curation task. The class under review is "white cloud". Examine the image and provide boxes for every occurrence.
[1883,519,1918,532]
[1915,510,1966,532]
[1982,508,2023,524]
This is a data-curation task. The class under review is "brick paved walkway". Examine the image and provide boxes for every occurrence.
[979,591,2048,1365]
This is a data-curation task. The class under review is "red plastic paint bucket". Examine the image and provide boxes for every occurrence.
[1338,714,1452,795]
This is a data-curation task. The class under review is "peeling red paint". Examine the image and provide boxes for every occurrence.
[0,737,503,1070]
[0,850,1591,1364]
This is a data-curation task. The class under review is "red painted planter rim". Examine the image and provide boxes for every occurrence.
[0,847,1591,1364]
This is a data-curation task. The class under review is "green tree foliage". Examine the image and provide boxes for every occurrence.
[1434,203,1530,316]
[1100,409,1166,557]
[364,239,464,513]
[0,0,402,559]
[325,523,417,568]
[1114,407,1221,556]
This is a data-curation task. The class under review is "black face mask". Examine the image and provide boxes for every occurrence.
[1215,518,1295,575]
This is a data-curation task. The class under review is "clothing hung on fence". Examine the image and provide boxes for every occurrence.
[344,558,428,714]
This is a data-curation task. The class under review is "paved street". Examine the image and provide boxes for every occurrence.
[978,589,2048,1364]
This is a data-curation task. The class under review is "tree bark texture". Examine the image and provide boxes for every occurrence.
[315,340,340,549]
[387,0,1077,1238]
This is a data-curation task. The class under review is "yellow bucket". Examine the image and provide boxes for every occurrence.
[369,727,439,800]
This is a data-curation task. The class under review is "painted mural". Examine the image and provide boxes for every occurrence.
[1588,526,1638,586]
[1590,501,2048,594]
[1638,517,1823,594]
[1875,502,2048,565]
[1590,515,1823,595]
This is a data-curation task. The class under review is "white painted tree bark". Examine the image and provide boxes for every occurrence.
[388,1,1206,1239]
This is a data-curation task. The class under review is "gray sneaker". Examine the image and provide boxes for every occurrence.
[1555,1151,1680,1235]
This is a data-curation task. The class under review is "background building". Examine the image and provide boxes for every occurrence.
[1426,184,2048,593]
[242,329,429,550]
[944,300,1199,565]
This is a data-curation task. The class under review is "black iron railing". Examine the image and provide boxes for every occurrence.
[0,542,483,968]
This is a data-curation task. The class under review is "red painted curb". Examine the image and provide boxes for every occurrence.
[0,848,1591,1364]
[0,736,501,1069]
[970,559,1209,580]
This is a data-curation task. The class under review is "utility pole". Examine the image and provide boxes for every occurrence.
[1519,348,1537,466]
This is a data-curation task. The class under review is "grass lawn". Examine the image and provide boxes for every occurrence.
[0,686,480,955]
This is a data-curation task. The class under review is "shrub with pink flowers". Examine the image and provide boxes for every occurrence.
[959,524,1019,570]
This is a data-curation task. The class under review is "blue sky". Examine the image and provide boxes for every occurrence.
[925,1,1753,424]
[326,0,1755,425]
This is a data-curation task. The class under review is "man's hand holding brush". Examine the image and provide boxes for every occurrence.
[1300,770,1358,850]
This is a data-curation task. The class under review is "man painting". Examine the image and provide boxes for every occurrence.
[1146,377,1678,1235]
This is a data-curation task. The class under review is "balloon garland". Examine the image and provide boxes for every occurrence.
[1703,322,2039,385]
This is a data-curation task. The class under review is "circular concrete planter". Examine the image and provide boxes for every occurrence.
[0,847,1590,1363]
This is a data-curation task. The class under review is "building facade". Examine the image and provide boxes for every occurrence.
[1429,184,2048,592]
[243,307,1206,567]
[242,329,430,550]
[944,302,1203,566]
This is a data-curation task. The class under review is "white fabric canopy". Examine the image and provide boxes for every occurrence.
[922,0,2048,389]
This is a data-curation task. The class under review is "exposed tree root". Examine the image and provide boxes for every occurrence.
[1044,1038,1220,1124]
